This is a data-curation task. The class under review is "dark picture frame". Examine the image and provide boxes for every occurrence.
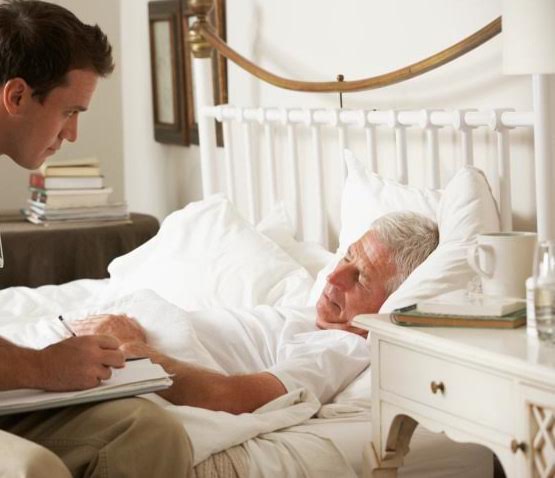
[148,0,227,146]
[148,1,189,145]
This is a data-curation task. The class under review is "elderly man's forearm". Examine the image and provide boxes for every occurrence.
[139,347,286,414]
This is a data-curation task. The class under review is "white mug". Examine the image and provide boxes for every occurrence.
[467,232,537,298]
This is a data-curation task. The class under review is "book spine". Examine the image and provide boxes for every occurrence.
[29,173,45,189]
[30,190,46,203]
[44,167,101,177]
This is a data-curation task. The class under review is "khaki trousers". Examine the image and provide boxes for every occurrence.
[0,429,71,478]
[0,397,193,478]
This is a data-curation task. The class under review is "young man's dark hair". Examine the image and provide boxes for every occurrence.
[0,0,114,101]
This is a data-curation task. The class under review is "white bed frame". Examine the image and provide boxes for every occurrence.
[198,103,534,242]
[191,33,554,249]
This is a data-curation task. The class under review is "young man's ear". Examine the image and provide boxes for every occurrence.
[2,78,31,115]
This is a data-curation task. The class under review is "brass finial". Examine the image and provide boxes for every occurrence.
[188,22,213,59]
[337,74,344,108]
[185,0,214,59]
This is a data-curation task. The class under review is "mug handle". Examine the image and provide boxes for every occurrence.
[467,244,493,278]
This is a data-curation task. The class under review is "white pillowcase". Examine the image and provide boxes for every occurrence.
[309,150,500,311]
[381,165,500,311]
[339,149,442,251]
[108,195,314,310]
[256,203,334,279]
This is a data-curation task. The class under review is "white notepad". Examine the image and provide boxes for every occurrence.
[0,358,172,416]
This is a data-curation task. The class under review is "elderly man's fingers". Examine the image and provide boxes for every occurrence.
[71,314,139,330]
[316,318,347,330]
[120,341,152,359]
[80,313,134,323]
[69,320,93,332]
[315,317,368,335]
[79,314,110,323]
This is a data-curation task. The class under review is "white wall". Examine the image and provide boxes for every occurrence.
[119,0,549,231]
[120,0,201,221]
[0,0,125,210]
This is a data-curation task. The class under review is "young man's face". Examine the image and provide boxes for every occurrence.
[7,68,98,170]
[316,231,396,336]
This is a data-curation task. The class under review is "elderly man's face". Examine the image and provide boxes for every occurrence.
[316,231,396,336]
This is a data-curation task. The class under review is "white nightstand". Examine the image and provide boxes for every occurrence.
[352,314,555,478]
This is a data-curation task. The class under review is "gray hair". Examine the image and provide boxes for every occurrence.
[370,211,439,295]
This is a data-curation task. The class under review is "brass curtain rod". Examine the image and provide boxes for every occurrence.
[195,17,501,93]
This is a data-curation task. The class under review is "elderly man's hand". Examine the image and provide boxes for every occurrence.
[71,314,147,346]
[120,341,156,360]
[315,315,368,338]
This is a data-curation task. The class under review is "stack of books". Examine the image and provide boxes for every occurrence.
[22,157,129,225]
[391,289,526,328]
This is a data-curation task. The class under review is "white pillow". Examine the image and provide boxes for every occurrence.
[256,203,334,279]
[382,166,500,311]
[339,149,441,251]
[108,195,314,310]
[309,150,500,310]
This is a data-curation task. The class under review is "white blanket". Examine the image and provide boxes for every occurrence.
[0,279,113,325]
[0,289,371,475]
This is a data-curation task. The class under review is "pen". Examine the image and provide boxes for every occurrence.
[58,315,76,337]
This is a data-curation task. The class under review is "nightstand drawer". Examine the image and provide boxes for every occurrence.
[379,341,514,434]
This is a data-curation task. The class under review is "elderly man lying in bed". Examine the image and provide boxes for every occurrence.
[72,211,438,415]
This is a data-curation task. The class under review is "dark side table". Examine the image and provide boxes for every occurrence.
[0,211,159,289]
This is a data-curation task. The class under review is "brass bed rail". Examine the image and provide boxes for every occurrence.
[186,1,501,93]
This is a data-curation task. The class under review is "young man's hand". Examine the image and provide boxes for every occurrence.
[30,335,125,391]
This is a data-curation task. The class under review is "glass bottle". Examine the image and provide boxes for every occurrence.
[533,240,555,344]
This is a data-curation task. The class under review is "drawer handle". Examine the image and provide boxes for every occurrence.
[430,381,445,394]
[510,439,527,454]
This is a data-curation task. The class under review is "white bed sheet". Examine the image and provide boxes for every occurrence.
[0,281,493,477]
[0,278,114,324]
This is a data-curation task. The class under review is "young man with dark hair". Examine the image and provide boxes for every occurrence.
[0,1,193,476]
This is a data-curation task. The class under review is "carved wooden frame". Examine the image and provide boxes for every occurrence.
[148,0,227,146]
[148,0,189,145]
